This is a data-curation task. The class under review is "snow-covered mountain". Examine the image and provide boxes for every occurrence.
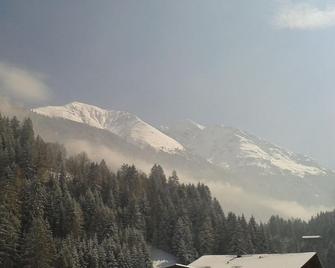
[28,101,335,218]
[32,102,184,154]
[162,120,328,178]
[32,102,332,184]
[33,102,324,179]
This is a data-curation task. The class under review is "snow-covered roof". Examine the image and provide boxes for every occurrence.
[302,235,321,239]
[189,252,317,268]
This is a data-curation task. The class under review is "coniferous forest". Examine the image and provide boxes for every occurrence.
[0,114,335,268]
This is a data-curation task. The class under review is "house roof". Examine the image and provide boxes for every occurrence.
[169,265,192,268]
[188,252,317,268]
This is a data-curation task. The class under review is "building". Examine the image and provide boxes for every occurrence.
[167,252,323,268]
[166,265,192,268]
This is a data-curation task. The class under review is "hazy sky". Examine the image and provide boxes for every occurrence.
[1,0,335,168]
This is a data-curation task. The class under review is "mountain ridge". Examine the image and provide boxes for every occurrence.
[32,101,185,154]
[162,120,328,178]
[32,102,332,178]
[28,101,335,218]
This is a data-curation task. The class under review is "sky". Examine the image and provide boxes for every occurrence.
[0,0,335,168]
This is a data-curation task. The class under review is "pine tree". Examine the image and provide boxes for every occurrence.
[63,193,84,238]
[0,204,20,267]
[7,115,335,267]
[0,167,21,267]
[22,216,56,268]
[168,170,179,186]
[84,237,100,268]
[239,215,252,253]
[46,177,64,237]
[326,242,335,268]
[196,216,215,255]
[149,164,166,192]
[256,224,269,253]
[101,238,119,268]
[171,217,197,264]
[18,118,35,179]
[211,199,226,254]
[22,178,47,232]
[55,238,80,268]
[248,216,258,253]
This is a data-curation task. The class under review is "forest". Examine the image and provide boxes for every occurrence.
[0,114,335,268]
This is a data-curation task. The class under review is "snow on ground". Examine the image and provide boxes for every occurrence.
[163,121,328,178]
[33,102,185,153]
[150,247,177,268]
[128,118,185,153]
[237,134,326,177]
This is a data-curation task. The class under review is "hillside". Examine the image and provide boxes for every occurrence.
[25,102,335,219]
[1,99,334,219]
[33,102,184,154]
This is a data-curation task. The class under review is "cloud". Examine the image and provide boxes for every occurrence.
[64,138,332,221]
[0,63,51,103]
[200,180,332,221]
[274,3,335,30]
[64,139,154,172]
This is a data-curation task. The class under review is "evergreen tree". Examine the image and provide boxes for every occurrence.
[196,216,215,256]
[5,115,335,267]
[248,216,258,253]
[55,238,80,268]
[0,167,21,267]
[0,204,21,267]
[22,216,56,268]
[171,217,197,264]
[18,118,35,179]
[22,178,47,232]
[101,238,119,268]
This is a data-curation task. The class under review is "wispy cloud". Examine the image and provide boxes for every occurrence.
[274,3,335,30]
[65,138,328,220]
[0,63,51,103]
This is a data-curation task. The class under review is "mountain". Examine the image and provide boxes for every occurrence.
[162,119,327,178]
[17,101,335,219]
[3,105,335,268]
[162,120,335,207]
[33,102,184,154]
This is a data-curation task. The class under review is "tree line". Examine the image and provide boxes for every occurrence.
[0,114,334,267]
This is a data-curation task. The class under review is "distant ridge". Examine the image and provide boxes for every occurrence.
[162,120,327,178]
[30,101,335,219]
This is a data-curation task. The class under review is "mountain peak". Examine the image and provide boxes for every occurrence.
[163,121,327,178]
[32,102,185,153]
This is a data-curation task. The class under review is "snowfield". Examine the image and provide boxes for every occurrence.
[33,102,326,178]
[162,120,327,178]
[33,102,185,154]
[236,134,326,178]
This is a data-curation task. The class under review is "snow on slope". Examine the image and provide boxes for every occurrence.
[32,102,185,153]
[236,134,325,177]
[162,121,327,178]
[32,102,327,177]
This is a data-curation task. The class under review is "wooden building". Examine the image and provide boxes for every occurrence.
[166,252,323,268]
[165,265,191,268]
